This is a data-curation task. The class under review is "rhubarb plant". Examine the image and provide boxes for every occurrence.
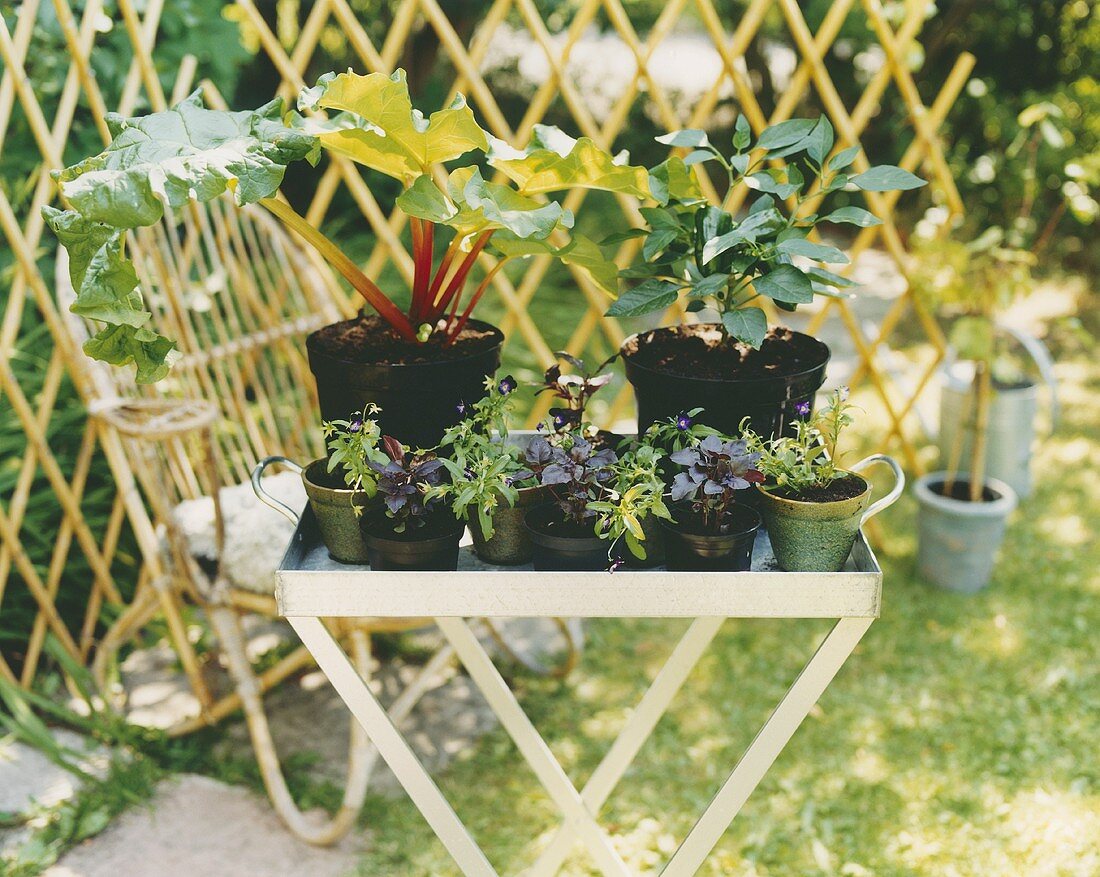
[45,69,648,381]
[606,116,927,347]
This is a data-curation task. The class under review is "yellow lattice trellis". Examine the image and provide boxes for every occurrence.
[0,0,974,687]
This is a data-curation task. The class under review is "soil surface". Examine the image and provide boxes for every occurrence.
[310,314,500,365]
[770,473,867,503]
[928,479,1002,503]
[624,325,828,381]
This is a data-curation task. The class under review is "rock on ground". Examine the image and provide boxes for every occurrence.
[44,774,361,877]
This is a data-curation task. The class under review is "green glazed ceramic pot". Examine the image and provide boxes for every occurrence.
[469,484,550,565]
[757,454,904,572]
[302,460,378,564]
[252,456,375,564]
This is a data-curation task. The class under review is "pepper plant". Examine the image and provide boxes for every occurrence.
[606,116,927,347]
[44,69,648,381]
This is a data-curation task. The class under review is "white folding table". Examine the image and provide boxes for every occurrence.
[276,510,881,876]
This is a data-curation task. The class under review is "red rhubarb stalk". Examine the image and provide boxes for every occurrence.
[447,259,507,343]
[432,231,493,325]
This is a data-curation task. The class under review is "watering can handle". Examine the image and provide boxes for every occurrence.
[850,454,905,525]
[251,456,303,525]
[997,322,1059,435]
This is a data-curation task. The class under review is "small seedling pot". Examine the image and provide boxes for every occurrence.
[252,456,375,564]
[468,484,551,566]
[659,503,761,572]
[756,454,905,572]
[361,510,465,572]
[914,472,1017,593]
[524,504,609,572]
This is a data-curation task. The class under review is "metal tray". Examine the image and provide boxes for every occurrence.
[276,507,882,621]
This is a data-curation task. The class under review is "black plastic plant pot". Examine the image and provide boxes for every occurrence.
[307,317,504,450]
[361,511,465,572]
[524,504,609,572]
[659,503,761,572]
[621,325,830,439]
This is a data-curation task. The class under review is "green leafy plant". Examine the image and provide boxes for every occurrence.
[588,443,671,561]
[743,388,856,494]
[605,115,926,347]
[429,374,535,539]
[322,404,387,512]
[44,69,648,381]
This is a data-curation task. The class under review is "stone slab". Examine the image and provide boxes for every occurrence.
[44,774,361,877]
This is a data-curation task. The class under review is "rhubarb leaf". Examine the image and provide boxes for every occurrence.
[302,70,488,180]
[447,167,568,240]
[491,232,618,295]
[488,125,650,197]
[53,91,315,227]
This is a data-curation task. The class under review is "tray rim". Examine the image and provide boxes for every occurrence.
[275,507,883,620]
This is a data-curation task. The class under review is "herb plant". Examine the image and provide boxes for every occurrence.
[431,374,535,538]
[323,404,387,511]
[370,436,447,532]
[524,433,617,525]
[606,116,926,347]
[588,444,672,560]
[669,435,764,531]
[743,388,856,494]
[639,407,720,455]
[534,352,615,433]
[44,69,648,381]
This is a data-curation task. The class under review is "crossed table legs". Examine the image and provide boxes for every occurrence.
[287,613,873,876]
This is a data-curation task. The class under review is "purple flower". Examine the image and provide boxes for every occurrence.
[609,558,626,573]
[549,407,580,431]
[456,401,467,416]
[675,412,693,431]
[349,414,364,433]
[497,375,518,395]
[795,401,811,418]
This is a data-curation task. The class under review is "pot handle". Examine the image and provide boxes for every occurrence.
[850,454,905,525]
[997,322,1059,435]
[251,456,303,525]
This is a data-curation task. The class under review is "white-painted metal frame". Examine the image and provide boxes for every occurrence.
[279,515,881,876]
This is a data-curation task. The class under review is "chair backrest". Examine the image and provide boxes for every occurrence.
[57,195,345,503]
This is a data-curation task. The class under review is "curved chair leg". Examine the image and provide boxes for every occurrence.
[91,584,162,708]
[480,617,581,679]
[208,605,456,846]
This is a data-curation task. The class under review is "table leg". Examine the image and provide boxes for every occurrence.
[661,616,874,876]
[288,616,498,877]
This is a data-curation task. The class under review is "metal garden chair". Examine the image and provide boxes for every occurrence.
[54,194,577,845]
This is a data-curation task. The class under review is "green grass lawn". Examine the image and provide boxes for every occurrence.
[345,344,1099,875]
